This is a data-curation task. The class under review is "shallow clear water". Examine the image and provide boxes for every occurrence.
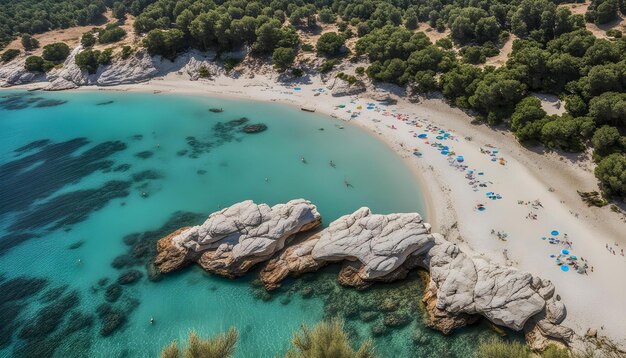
[0,91,508,358]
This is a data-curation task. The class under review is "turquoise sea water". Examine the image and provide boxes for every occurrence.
[0,90,509,357]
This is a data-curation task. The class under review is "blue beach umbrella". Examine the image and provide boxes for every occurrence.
[551,230,559,236]
[456,156,464,162]
[561,249,569,255]
[561,265,569,272]
[418,134,427,138]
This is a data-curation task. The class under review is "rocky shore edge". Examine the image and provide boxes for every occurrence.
[153,199,596,354]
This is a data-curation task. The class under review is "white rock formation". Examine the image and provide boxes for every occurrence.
[157,202,579,347]
[45,45,88,90]
[155,199,322,277]
[424,234,550,331]
[329,77,366,97]
[311,207,434,280]
[97,49,159,86]
[44,47,159,90]
[0,59,37,87]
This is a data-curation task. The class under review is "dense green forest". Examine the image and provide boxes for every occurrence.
[1,0,625,199]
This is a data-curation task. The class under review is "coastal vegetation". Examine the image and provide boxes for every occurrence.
[160,328,238,358]
[159,320,377,358]
[285,318,376,358]
[1,0,626,199]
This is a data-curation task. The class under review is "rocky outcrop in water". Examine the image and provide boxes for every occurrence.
[155,199,579,348]
[155,199,322,277]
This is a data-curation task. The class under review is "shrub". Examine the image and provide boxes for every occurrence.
[461,46,486,64]
[337,72,357,85]
[160,328,237,358]
[592,126,622,157]
[272,47,296,72]
[320,59,336,73]
[98,48,113,65]
[42,42,70,62]
[98,24,126,44]
[355,66,365,75]
[291,68,304,77]
[223,57,241,72]
[317,32,344,56]
[476,338,532,358]
[120,45,133,59]
[21,34,39,50]
[606,29,622,38]
[2,49,20,63]
[198,66,209,78]
[25,56,44,72]
[301,43,314,52]
[81,32,96,47]
[436,38,453,50]
[541,344,571,358]
[143,29,185,60]
[75,48,112,74]
[285,318,377,358]
[318,8,336,24]
[595,153,626,198]
[75,49,101,74]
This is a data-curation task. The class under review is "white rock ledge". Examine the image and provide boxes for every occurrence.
[155,199,580,350]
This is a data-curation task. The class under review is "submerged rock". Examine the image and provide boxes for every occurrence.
[117,270,143,285]
[242,124,267,133]
[99,311,126,337]
[134,150,153,159]
[155,199,322,277]
[104,284,123,303]
[67,240,84,250]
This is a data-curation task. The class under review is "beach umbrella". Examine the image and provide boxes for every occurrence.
[456,156,464,162]
[441,150,449,155]
[551,230,559,236]
[561,249,569,255]
[418,134,427,138]
[561,265,569,272]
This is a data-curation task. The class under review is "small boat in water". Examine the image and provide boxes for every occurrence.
[209,108,224,113]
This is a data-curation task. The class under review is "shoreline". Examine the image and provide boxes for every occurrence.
[3,72,626,347]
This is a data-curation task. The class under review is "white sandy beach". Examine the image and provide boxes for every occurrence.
[7,69,626,347]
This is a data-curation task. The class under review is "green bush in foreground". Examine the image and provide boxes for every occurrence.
[476,338,532,358]
[160,328,238,358]
[285,318,377,358]
[542,344,572,358]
